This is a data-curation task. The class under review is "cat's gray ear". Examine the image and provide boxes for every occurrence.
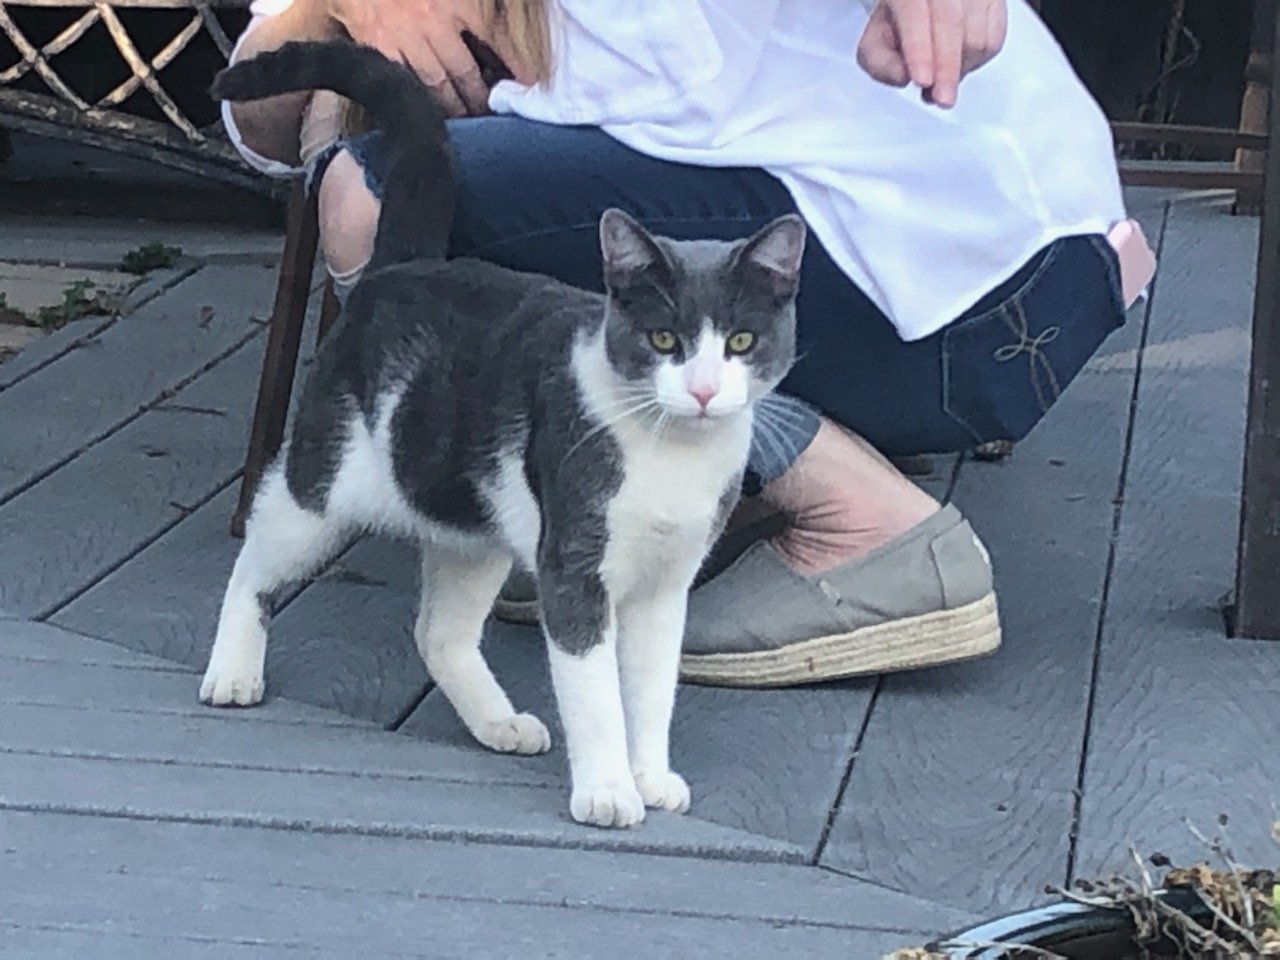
[737,215,807,297]
[600,208,668,288]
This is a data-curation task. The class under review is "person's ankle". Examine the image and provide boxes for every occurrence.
[760,420,938,576]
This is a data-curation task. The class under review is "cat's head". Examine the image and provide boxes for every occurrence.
[598,209,805,423]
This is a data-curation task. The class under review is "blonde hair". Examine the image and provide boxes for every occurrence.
[483,0,552,86]
[337,0,551,135]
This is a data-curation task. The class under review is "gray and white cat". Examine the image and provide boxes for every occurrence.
[202,42,804,827]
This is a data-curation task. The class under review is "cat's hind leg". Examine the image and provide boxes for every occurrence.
[416,545,551,755]
[200,467,345,706]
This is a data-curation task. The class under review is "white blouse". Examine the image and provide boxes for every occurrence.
[227,0,1127,342]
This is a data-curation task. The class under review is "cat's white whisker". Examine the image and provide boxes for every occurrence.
[756,395,810,423]
[750,406,797,477]
[559,399,661,468]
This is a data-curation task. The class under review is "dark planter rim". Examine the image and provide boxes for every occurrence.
[940,887,1208,958]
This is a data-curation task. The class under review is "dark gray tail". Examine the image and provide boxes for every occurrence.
[212,41,451,269]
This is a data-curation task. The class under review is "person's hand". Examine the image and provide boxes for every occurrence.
[322,0,515,116]
[857,0,1007,108]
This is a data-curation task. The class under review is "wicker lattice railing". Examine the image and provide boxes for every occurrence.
[0,0,276,192]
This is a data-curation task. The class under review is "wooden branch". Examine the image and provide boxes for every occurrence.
[0,3,91,109]
[96,10,203,109]
[0,7,100,84]
[1117,161,1263,192]
[0,5,99,83]
[199,3,235,59]
[96,2,202,140]
[1111,122,1269,151]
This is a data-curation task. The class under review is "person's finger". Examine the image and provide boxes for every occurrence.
[929,0,963,107]
[985,0,1008,68]
[426,28,491,114]
[856,10,911,87]
[957,0,1006,76]
[887,0,936,91]
[400,41,468,116]
[357,18,428,68]
[960,0,990,75]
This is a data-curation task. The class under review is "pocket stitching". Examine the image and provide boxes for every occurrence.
[940,237,1119,444]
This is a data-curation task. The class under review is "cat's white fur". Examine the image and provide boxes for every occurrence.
[201,320,752,828]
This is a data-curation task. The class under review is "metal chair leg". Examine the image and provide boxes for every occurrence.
[231,181,319,538]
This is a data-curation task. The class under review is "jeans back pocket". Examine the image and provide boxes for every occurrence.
[941,235,1126,446]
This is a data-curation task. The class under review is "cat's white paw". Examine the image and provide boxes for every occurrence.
[633,769,691,813]
[475,713,551,755]
[570,780,646,828]
[199,666,264,707]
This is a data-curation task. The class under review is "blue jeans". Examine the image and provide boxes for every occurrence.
[320,119,1127,484]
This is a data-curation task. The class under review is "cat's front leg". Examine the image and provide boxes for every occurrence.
[617,585,692,814]
[541,568,644,828]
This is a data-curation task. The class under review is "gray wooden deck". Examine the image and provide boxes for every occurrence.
[2,189,1278,958]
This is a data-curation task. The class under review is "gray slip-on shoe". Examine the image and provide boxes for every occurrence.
[490,511,788,627]
[492,567,540,625]
[679,504,1000,686]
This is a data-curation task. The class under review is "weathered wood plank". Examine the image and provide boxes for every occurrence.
[52,474,429,731]
[0,338,263,618]
[0,701,555,789]
[0,654,363,726]
[0,315,115,391]
[403,619,877,851]
[264,535,431,727]
[0,264,202,393]
[51,488,424,737]
[0,750,803,861]
[0,263,273,503]
[50,280,325,662]
[0,928,357,960]
[51,486,249,669]
[47,285,425,728]
[820,232,1155,915]
[1075,198,1280,875]
[912,452,958,502]
[2,810,976,939]
[0,617,186,669]
[2,867,909,960]
[0,214,280,266]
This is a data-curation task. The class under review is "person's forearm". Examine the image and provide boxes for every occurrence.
[228,0,343,166]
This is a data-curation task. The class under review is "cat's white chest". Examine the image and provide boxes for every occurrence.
[602,417,748,594]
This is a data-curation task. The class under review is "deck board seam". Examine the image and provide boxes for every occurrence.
[0,263,202,394]
[1063,198,1173,889]
[0,322,262,510]
[0,802,810,865]
[807,456,962,865]
[33,472,243,621]
[0,698,372,728]
[0,744,559,789]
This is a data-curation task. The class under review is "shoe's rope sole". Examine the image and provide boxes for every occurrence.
[677,592,1001,687]
[491,596,541,626]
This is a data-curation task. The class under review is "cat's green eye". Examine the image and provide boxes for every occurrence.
[726,331,756,355]
[649,330,678,354]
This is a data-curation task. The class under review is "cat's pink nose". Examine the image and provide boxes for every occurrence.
[689,385,717,409]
